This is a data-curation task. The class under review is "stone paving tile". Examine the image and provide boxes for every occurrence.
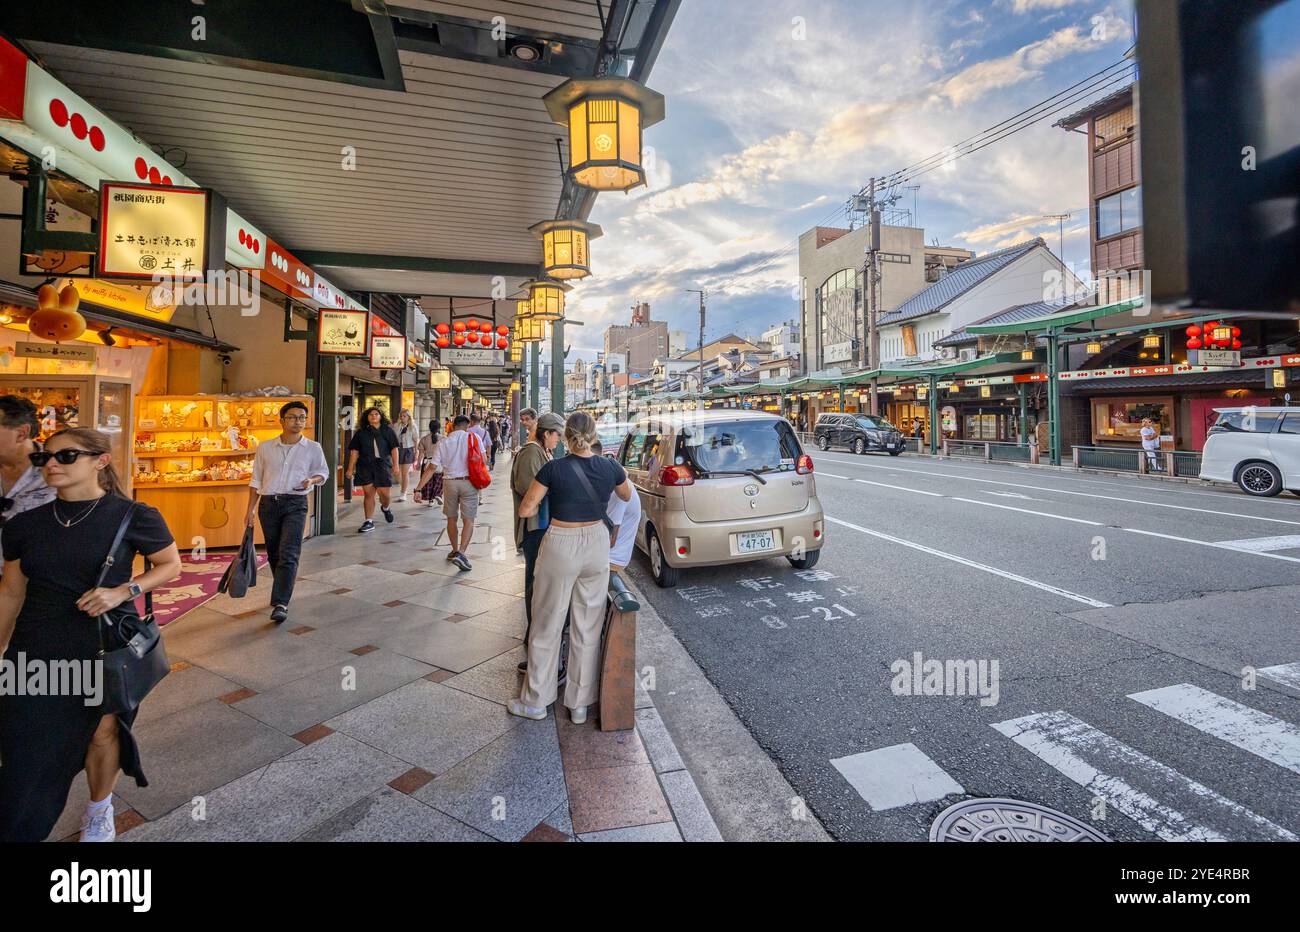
[296,787,493,842]
[578,822,682,842]
[441,645,527,705]
[175,632,358,693]
[634,706,686,774]
[388,767,436,794]
[658,769,723,842]
[233,649,435,736]
[342,572,462,605]
[133,662,241,727]
[400,584,518,618]
[376,617,520,672]
[414,717,565,842]
[244,591,376,631]
[299,563,411,589]
[565,763,672,835]
[543,799,576,838]
[460,568,527,597]
[160,605,286,662]
[456,603,528,640]
[115,700,303,820]
[307,601,459,651]
[123,732,411,842]
[325,679,518,775]
[556,715,651,772]
[441,555,525,584]
[202,577,333,617]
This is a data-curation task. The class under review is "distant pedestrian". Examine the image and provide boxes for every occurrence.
[486,415,500,470]
[0,396,56,572]
[413,420,443,507]
[394,409,419,502]
[245,401,329,624]
[345,407,400,533]
[1140,417,1161,471]
[510,412,633,724]
[432,415,477,571]
[520,408,538,446]
[0,427,182,842]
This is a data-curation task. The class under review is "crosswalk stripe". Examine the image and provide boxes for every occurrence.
[1260,662,1300,691]
[830,742,963,811]
[991,710,1297,842]
[1215,535,1300,553]
[1128,684,1300,775]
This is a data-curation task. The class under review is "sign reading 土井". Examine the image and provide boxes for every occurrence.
[98,182,222,280]
[370,335,406,370]
[317,309,369,355]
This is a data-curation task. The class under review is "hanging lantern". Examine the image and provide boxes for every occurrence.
[497,324,509,336]
[1187,337,1203,350]
[529,219,603,280]
[515,314,546,343]
[453,334,467,346]
[1231,327,1242,338]
[435,322,450,335]
[1085,341,1102,355]
[516,298,533,320]
[496,337,508,349]
[1232,339,1243,349]
[1211,324,1233,344]
[436,336,450,348]
[468,331,481,345]
[543,77,666,192]
[453,320,466,333]
[1185,325,1202,338]
[509,342,523,363]
[1142,333,1162,349]
[523,279,569,321]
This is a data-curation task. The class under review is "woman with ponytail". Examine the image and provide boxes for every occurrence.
[0,428,181,841]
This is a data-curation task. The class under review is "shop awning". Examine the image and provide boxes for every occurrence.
[967,297,1148,334]
[838,352,1042,385]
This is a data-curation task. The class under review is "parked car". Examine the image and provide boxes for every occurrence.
[1199,406,1300,496]
[813,412,906,455]
[596,420,633,458]
[618,411,825,587]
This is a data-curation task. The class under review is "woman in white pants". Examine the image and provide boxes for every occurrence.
[510,412,632,724]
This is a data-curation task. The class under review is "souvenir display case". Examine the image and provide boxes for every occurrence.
[0,375,133,481]
[132,394,315,548]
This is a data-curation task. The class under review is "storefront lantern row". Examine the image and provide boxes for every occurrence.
[543,77,666,192]
[522,280,569,321]
[529,219,603,280]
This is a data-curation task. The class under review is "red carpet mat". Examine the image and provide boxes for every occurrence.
[150,551,269,626]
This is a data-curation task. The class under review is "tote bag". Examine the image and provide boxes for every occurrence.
[467,432,492,490]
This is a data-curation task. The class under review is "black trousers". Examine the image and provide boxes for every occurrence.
[488,440,498,469]
[258,495,309,606]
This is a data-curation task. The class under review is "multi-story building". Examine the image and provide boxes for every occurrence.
[761,319,800,361]
[604,302,670,376]
[669,330,687,357]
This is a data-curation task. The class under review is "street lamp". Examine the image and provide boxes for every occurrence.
[529,219,602,281]
[522,279,568,321]
[543,76,666,192]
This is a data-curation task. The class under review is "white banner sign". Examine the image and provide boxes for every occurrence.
[823,341,853,364]
[370,335,407,370]
[442,348,505,366]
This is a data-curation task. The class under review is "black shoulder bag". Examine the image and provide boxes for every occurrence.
[96,502,170,715]
[568,456,615,531]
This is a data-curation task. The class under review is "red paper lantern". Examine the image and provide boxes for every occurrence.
[467,332,480,344]
[436,336,450,348]
[453,334,466,346]
[1204,321,1219,334]
[1185,325,1201,338]
[471,320,484,332]
[497,325,509,336]
[1231,327,1242,338]
[496,337,508,349]
[1232,339,1242,349]
[435,322,450,335]
[1187,338,1202,350]
[453,321,466,333]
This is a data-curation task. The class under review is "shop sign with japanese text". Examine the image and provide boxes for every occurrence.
[98,182,218,280]
[317,309,369,355]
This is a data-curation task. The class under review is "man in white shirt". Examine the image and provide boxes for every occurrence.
[468,414,491,460]
[432,414,478,571]
[0,396,55,576]
[594,440,642,573]
[245,401,330,623]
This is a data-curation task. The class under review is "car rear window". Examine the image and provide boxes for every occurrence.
[681,419,802,473]
[1213,410,1282,433]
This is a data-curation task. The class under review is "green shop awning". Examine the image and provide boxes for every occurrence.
[967,297,1146,335]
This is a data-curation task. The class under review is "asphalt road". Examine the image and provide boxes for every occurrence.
[624,452,1300,842]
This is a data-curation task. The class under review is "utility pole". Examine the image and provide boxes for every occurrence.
[686,288,706,408]
[1042,213,1071,267]
[866,178,882,416]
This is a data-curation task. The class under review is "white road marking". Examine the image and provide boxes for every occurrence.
[1128,684,1300,775]
[824,515,1111,607]
[1215,535,1300,553]
[830,742,963,811]
[1260,662,1300,691]
[826,457,1300,527]
[854,478,943,497]
[992,710,1298,841]
[817,471,852,480]
[952,497,1104,526]
[1122,527,1300,565]
[983,490,1038,500]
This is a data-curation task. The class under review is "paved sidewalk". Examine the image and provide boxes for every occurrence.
[49,452,720,842]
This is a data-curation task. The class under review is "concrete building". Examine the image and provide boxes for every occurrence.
[761,319,800,361]
[669,329,688,357]
[797,224,973,373]
[604,302,669,376]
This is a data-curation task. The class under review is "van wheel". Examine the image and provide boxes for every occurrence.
[647,528,679,588]
[787,549,821,570]
[817,435,831,451]
[1237,461,1283,497]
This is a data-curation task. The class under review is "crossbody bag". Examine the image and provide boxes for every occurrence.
[96,502,169,714]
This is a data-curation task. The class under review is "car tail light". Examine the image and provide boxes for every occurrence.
[658,465,695,486]
[677,546,687,555]
[797,454,814,475]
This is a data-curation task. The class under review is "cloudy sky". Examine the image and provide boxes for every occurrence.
[565,0,1136,362]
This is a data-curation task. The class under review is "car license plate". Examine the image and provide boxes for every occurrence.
[737,530,775,553]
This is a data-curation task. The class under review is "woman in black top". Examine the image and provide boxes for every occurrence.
[345,407,401,533]
[0,428,181,842]
[511,412,632,724]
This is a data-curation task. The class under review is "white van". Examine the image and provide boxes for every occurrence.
[1199,407,1300,496]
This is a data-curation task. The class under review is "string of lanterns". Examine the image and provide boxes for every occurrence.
[1185,321,1242,351]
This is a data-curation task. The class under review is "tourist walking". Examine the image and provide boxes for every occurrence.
[394,409,419,501]
[0,428,182,842]
[245,401,329,624]
[0,396,56,570]
[431,415,478,571]
[345,407,400,533]
[510,412,633,723]
[486,415,500,470]
[413,420,443,506]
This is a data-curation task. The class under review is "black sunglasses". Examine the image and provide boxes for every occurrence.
[29,448,99,467]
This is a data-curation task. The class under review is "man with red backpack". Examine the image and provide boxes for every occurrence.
[431,414,487,571]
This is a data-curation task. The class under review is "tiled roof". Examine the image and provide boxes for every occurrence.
[878,239,1046,326]
[935,296,1084,347]
[1054,83,1136,131]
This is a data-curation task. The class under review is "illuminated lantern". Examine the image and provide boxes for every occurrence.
[1232,339,1242,349]
[453,334,466,346]
[543,77,666,192]
[529,219,603,280]
[436,336,450,348]
[496,337,508,349]
[515,314,546,343]
[1142,333,1161,349]
[509,342,523,363]
[1187,338,1202,349]
[28,284,86,342]
[1185,325,1201,338]
[1085,341,1102,355]
[1211,325,1233,344]
[1231,327,1241,338]
[453,321,466,333]
[516,299,532,320]
[467,331,480,345]
[497,325,509,336]
[435,322,450,335]
[522,279,569,321]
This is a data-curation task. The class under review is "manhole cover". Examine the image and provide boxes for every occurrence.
[930,798,1112,842]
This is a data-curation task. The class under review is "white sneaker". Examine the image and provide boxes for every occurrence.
[570,706,588,725]
[80,804,116,842]
[507,698,547,721]
[396,495,407,502]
